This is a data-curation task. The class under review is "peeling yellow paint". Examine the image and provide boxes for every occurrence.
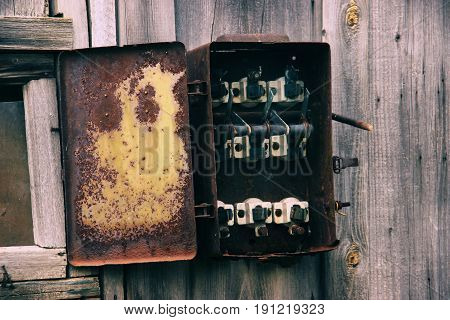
[80,64,188,236]
[346,0,360,28]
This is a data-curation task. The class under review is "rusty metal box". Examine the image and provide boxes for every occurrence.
[58,43,197,266]
[187,35,339,259]
[54,36,366,265]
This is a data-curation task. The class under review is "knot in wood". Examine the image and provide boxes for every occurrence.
[346,243,361,268]
[346,0,360,28]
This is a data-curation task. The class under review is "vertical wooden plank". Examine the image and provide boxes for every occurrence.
[117,0,176,46]
[125,262,190,299]
[323,0,448,299]
[174,0,215,50]
[404,0,448,300]
[368,0,414,299]
[51,0,90,49]
[189,257,320,299]
[23,79,65,248]
[11,0,49,16]
[322,0,371,300]
[209,0,265,41]
[101,266,125,300]
[0,0,48,16]
[175,0,323,50]
[0,0,15,15]
[440,0,449,300]
[87,0,117,47]
[173,0,323,300]
[261,0,323,42]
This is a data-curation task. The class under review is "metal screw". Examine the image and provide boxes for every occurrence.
[256,225,268,237]
[289,224,305,236]
[272,142,280,151]
[219,227,230,239]
[275,209,282,217]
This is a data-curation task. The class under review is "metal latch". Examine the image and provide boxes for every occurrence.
[195,203,215,218]
[332,156,359,174]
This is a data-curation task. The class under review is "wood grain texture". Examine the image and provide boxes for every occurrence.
[101,266,125,300]
[51,0,89,49]
[67,266,99,278]
[125,262,190,299]
[0,246,66,282]
[88,0,117,47]
[321,0,371,300]
[0,53,54,85]
[23,79,65,248]
[322,0,449,299]
[188,258,321,299]
[117,0,176,45]
[0,17,73,50]
[0,276,100,300]
[0,0,48,16]
[175,0,323,50]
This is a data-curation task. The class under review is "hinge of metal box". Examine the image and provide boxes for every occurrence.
[194,203,215,219]
[188,80,208,95]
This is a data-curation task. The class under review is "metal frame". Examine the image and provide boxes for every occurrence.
[187,38,339,258]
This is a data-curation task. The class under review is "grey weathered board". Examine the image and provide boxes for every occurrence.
[0,17,73,50]
[0,276,100,300]
[1,0,447,300]
[0,0,48,17]
[322,0,449,300]
[0,53,54,85]
[23,79,66,248]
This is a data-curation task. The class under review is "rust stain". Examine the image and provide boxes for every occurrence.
[136,84,158,127]
[76,64,189,242]
[346,0,360,28]
[60,44,196,265]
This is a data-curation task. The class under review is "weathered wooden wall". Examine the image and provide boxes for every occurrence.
[1,0,448,299]
[322,0,448,299]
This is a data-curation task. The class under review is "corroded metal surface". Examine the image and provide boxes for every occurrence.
[187,40,336,258]
[59,43,196,266]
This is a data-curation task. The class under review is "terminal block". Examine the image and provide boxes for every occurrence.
[235,198,272,237]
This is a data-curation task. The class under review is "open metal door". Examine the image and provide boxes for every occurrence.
[58,43,196,266]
